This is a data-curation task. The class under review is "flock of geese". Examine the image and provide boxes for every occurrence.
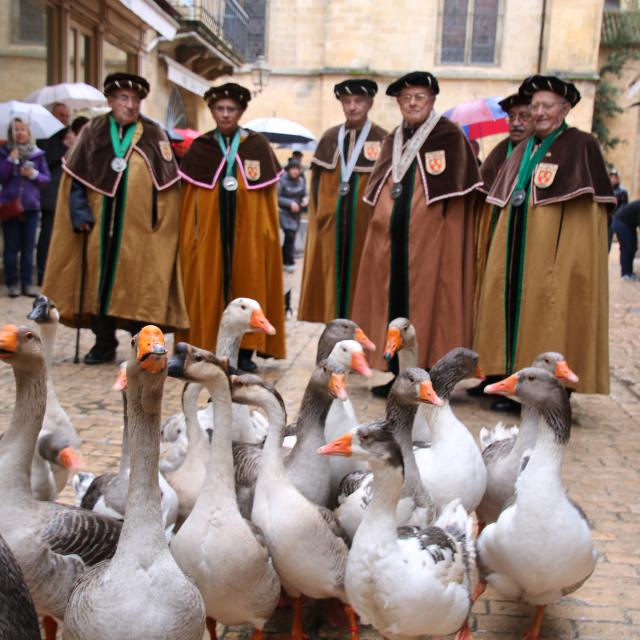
[0,294,597,640]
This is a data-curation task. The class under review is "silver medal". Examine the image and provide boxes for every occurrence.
[111,157,127,173]
[390,183,403,199]
[222,176,238,191]
[338,181,351,196]
[512,188,526,207]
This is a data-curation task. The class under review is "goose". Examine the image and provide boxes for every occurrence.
[0,324,121,640]
[27,295,83,500]
[0,531,40,640]
[319,425,477,639]
[414,348,487,515]
[80,363,178,540]
[380,317,431,443]
[474,368,596,640]
[249,361,359,640]
[63,326,206,640]
[160,297,274,454]
[476,352,579,527]
[315,318,376,363]
[333,368,441,541]
[168,344,280,640]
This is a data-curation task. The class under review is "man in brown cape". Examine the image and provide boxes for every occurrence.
[43,72,188,364]
[350,71,482,394]
[474,75,616,398]
[298,78,387,322]
[178,83,285,371]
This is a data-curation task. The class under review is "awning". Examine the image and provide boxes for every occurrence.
[118,0,179,40]
[162,55,211,96]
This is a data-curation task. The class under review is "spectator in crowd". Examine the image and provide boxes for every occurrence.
[42,72,188,364]
[612,199,639,281]
[0,117,50,297]
[278,158,308,272]
[178,82,286,372]
[608,168,629,250]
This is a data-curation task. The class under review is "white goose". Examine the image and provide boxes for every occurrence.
[80,363,178,540]
[476,352,579,527]
[333,368,441,541]
[415,348,487,515]
[63,326,206,640]
[168,344,280,640]
[320,424,477,639]
[27,295,84,500]
[475,368,596,640]
[0,324,121,640]
[250,361,359,640]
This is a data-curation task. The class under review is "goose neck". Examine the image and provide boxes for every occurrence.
[215,326,242,368]
[361,461,404,535]
[514,405,539,454]
[386,398,421,497]
[118,392,130,476]
[398,343,418,371]
[288,385,332,460]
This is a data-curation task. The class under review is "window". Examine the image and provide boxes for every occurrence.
[12,0,46,45]
[440,0,502,65]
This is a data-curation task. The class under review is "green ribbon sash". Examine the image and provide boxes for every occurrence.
[109,116,136,158]
[215,129,242,178]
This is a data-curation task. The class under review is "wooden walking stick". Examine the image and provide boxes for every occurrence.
[74,231,88,363]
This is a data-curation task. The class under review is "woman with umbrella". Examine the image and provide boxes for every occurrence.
[0,118,50,297]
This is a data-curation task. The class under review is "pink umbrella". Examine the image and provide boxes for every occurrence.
[443,97,509,140]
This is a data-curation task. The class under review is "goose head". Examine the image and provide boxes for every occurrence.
[38,430,85,471]
[485,368,571,444]
[27,295,60,325]
[383,317,416,362]
[429,347,480,401]
[316,319,375,363]
[328,340,372,377]
[312,360,349,402]
[532,351,579,384]
[0,323,45,372]
[230,374,287,417]
[222,298,275,336]
[168,342,229,385]
[390,367,443,407]
[319,423,404,471]
[127,325,168,413]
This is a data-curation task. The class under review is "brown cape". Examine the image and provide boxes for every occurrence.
[63,113,179,196]
[299,123,387,322]
[351,119,481,371]
[364,116,483,206]
[487,127,616,207]
[43,121,188,332]
[179,129,281,189]
[479,137,511,194]
[178,132,286,358]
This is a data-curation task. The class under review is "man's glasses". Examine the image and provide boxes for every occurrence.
[397,93,433,104]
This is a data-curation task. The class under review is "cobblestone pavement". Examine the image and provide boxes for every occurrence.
[0,247,639,640]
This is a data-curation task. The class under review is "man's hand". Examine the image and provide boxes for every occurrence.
[290,201,300,214]
[19,165,37,179]
[9,148,19,162]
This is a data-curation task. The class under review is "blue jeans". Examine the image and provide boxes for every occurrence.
[613,215,638,277]
[1,209,40,287]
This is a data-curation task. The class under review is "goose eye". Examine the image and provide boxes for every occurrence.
[25,332,34,340]
[194,354,203,362]
[240,304,247,310]
[527,375,535,381]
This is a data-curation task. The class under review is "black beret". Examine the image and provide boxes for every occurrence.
[518,75,581,107]
[104,73,150,99]
[498,93,531,113]
[334,79,378,99]
[204,83,251,110]
[386,71,440,97]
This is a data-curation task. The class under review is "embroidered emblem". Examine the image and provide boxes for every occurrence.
[363,141,381,161]
[534,162,558,188]
[425,150,446,175]
[159,140,173,162]
[245,159,261,181]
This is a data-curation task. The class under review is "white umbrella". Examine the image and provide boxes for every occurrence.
[24,82,106,110]
[0,101,65,139]
[244,117,316,144]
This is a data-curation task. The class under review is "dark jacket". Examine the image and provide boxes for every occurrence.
[278,172,307,231]
[37,129,69,211]
[0,146,50,212]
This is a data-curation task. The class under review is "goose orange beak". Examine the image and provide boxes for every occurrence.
[354,327,375,352]
[137,325,167,373]
[474,365,486,381]
[328,372,348,401]
[250,308,276,335]
[555,360,579,384]
[0,324,19,358]
[112,366,127,391]
[419,380,444,406]
[58,447,84,471]
[350,351,372,377]
[485,373,518,396]
[383,327,402,361]
[318,432,352,457]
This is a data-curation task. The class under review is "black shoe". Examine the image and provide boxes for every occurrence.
[371,378,395,398]
[238,349,258,372]
[490,397,520,413]
[83,344,117,365]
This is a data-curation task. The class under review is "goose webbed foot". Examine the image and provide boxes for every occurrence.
[42,616,57,640]
[454,620,474,639]
[206,616,218,640]
[251,629,265,640]
[522,605,546,640]
[344,603,360,640]
[290,596,308,640]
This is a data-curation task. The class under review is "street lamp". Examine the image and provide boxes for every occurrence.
[251,55,271,95]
